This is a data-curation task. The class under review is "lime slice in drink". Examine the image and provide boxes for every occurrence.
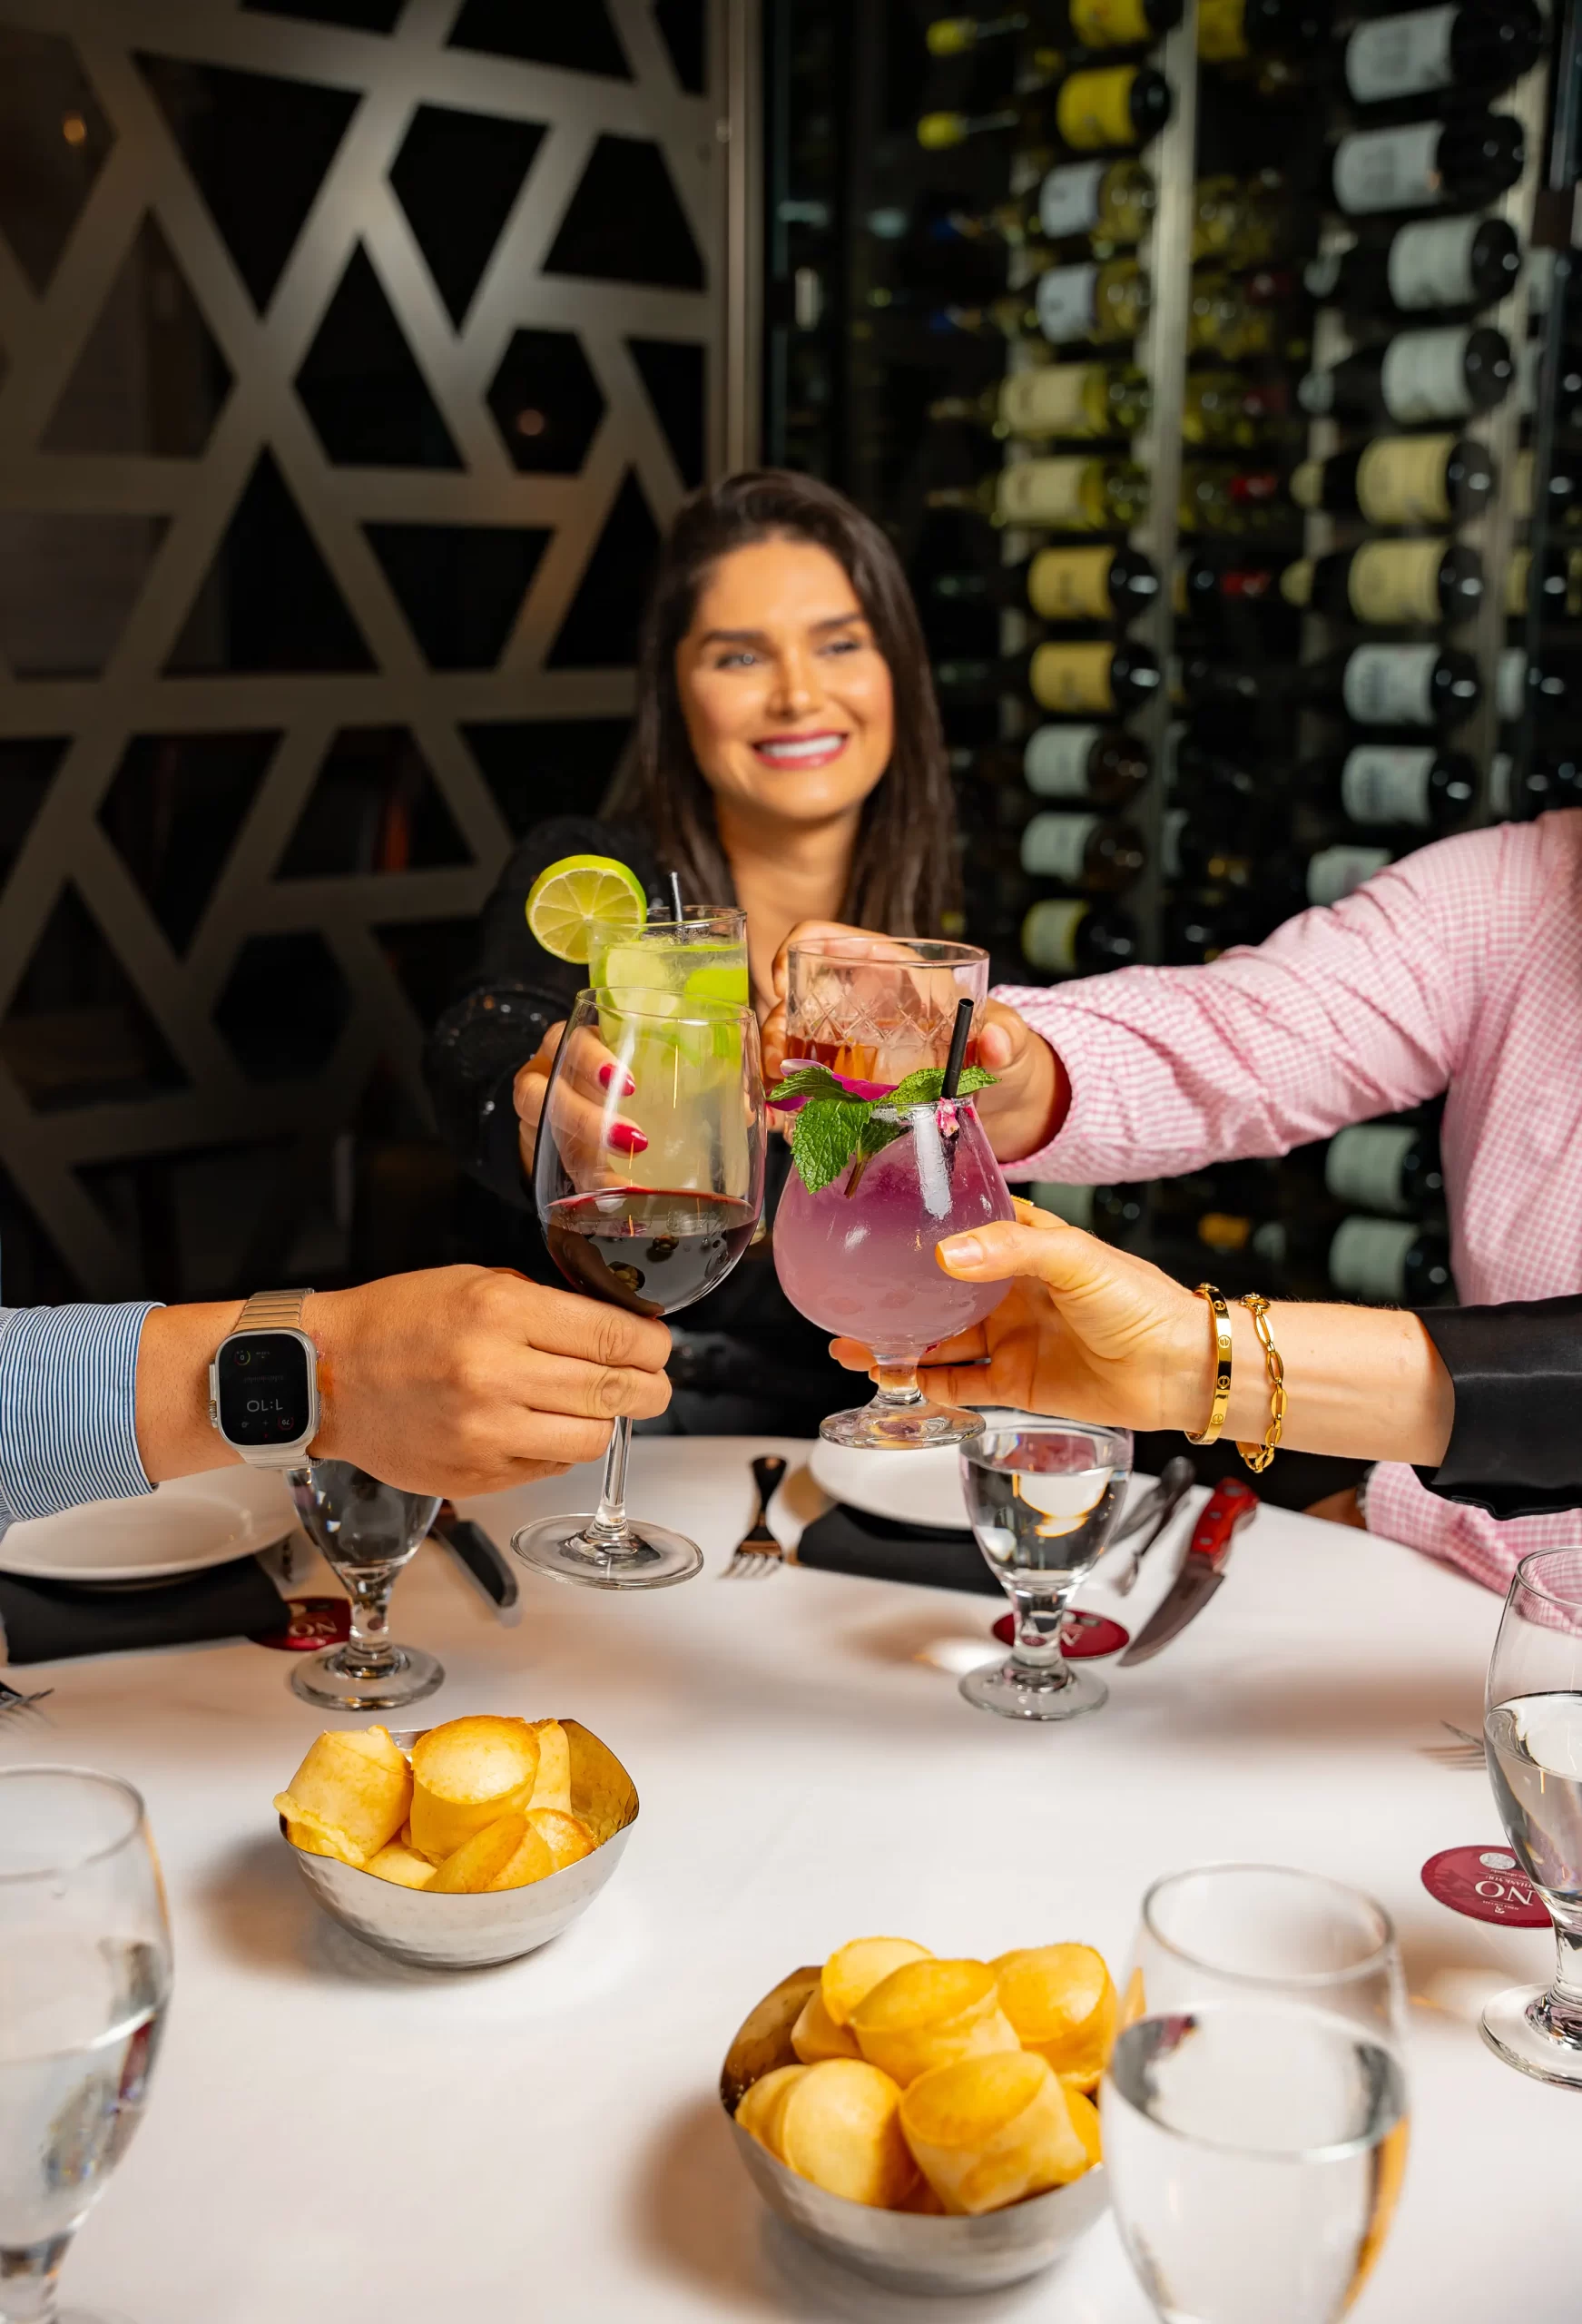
[525,854,647,965]
[683,953,751,1008]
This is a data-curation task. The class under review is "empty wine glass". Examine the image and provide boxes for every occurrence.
[1481,1546,1582,2086]
[958,1417,1131,1719]
[287,1461,442,1710]
[0,1767,172,2324]
[1103,1865,1409,2324]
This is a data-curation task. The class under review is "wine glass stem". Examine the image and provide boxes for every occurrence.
[1545,1921,1582,2039]
[871,1358,923,1410]
[1012,1592,1073,1689]
[586,1416,633,1543]
[343,1569,398,1678]
[0,2231,70,2320]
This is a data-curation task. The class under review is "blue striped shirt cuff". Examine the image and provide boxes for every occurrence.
[0,1305,162,1524]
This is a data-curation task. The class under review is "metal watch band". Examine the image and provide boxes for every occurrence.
[235,1288,312,1333]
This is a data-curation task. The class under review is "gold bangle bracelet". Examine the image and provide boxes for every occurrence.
[1184,1283,1233,1446]
[1236,1293,1287,1474]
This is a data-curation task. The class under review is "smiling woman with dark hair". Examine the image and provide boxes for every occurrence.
[424,469,963,1433]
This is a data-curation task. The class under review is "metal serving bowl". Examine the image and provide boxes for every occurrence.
[719,1970,1109,2295]
[282,1719,638,1971]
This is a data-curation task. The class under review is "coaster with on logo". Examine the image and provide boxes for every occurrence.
[993,1610,1129,1659]
[251,1598,350,1652]
[1420,1845,1551,1928]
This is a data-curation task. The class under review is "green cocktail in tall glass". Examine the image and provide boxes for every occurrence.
[587,905,750,1011]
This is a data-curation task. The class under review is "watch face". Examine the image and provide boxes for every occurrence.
[216,1333,312,1448]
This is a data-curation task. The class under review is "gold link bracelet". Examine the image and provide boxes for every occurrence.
[1185,1283,1233,1446]
[1236,1293,1286,1473]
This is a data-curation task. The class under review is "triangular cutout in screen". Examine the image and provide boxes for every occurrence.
[545,470,661,669]
[165,449,375,673]
[544,136,704,291]
[365,522,552,669]
[389,105,546,328]
[447,0,630,75]
[44,215,232,458]
[297,244,461,468]
[281,726,473,874]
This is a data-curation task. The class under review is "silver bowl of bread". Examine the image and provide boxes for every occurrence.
[719,1939,1112,2293]
[275,1715,637,1970]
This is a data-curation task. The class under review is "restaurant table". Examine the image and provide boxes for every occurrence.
[13,1435,1581,2322]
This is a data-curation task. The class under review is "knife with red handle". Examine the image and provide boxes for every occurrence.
[1116,1478,1258,1666]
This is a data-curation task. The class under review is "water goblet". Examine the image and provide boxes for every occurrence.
[0,1767,172,2324]
[785,932,988,1087]
[1480,1546,1582,2086]
[957,1416,1131,1718]
[286,1461,443,1710]
[1103,1864,1409,2324]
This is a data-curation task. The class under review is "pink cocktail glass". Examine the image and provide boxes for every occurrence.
[773,1098,1014,1448]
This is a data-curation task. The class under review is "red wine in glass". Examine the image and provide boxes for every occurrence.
[543,1188,759,1317]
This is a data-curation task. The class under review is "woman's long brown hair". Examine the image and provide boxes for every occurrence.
[607,470,961,938]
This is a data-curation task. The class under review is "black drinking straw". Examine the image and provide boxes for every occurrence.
[941,996,973,1099]
[667,870,684,926]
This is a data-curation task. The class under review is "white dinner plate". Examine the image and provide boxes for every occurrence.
[808,1438,974,1530]
[0,1467,298,1584]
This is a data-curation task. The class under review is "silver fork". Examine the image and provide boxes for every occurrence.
[1419,1721,1486,1769]
[722,1456,788,1579]
[1110,1456,1195,1597]
[0,1680,53,1721]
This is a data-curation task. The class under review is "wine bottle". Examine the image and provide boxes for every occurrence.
[1297,324,1512,423]
[929,455,1149,528]
[1513,450,1582,529]
[1304,216,1521,317]
[1302,642,1481,728]
[1324,114,1524,216]
[1342,0,1541,106]
[1329,1216,1452,1303]
[958,726,1153,802]
[1323,1122,1444,1216]
[1183,371,1296,449]
[1192,173,1304,269]
[1021,897,1140,971]
[1018,158,1157,244]
[927,0,1183,51]
[1280,539,1484,624]
[1267,842,1394,910]
[1517,338,1582,428]
[1020,811,1147,890]
[1179,462,1286,535]
[1290,434,1495,526]
[1164,892,1262,963]
[1162,808,1261,887]
[938,638,1164,713]
[1503,547,1582,621]
[1498,650,1582,725]
[1197,0,1331,63]
[1489,747,1582,818]
[996,361,1153,438]
[1174,552,1285,618]
[1321,741,1478,831]
[918,63,1173,152]
[931,542,1160,617]
[1031,257,1150,343]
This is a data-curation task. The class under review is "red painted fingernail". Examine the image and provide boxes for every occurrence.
[597,1062,637,1095]
[608,1121,648,1154]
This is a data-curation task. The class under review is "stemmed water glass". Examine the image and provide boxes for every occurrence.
[958,1417,1131,1719]
[1103,1865,1410,2323]
[1480,1546,1582,2086]
[0,1767,172,2324]
[286,1462,443,1710]
[512,987,766,1589]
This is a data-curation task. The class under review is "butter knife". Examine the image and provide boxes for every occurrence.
[431,1502,518,1615]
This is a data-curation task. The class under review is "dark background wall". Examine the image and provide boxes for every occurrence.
[0,0,718,1305]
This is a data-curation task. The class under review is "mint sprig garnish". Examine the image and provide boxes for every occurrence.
[769,1063,997,1195]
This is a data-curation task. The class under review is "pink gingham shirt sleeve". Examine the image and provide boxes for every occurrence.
[994,834,1489,1186]
[990,822,1582,1596]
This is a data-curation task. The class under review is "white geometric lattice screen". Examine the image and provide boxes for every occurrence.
[0,0,722,1299]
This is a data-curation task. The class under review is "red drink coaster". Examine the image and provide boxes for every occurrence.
[251,1597,350,1651]
[992,1610,1130,1659]
[1420,1845,1551,1928]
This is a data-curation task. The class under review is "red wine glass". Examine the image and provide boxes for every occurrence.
[511,987,766,1589]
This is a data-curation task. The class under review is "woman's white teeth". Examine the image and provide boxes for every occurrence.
[759,734,842,761]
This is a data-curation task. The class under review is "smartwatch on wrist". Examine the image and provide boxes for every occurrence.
[209,1289,320,1470]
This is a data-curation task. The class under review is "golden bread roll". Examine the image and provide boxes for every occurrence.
[526,1718,573,1813]
[778,2061,917,2209]
[284,1816,363,1867]
[526,1807,595,1872]
[1066,2086,1102,2168]
[899,2050,1090,2216]
[409,1716,539,1861]
[821,1936,932,2028]
[850,1959,1019,2087]
[791,1986,860,2064]
[735,2063,809,2161]
[428,1811,530,1895]
[274,1725,412,1866]
[486,1821,555,1890]
[899,2174,947,2215]
[991,1944,1119,2092]
[364,1839,437,1890]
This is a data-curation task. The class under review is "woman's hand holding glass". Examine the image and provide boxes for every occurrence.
[515,1021,650,1184]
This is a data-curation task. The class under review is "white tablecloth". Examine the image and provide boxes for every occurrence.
[12,1437,1581,2321]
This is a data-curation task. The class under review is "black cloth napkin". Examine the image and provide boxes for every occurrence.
[796,1503,999,1597]
[0,1553,290,1665]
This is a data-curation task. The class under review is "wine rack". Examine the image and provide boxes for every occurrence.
[762,0,1575,1319]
